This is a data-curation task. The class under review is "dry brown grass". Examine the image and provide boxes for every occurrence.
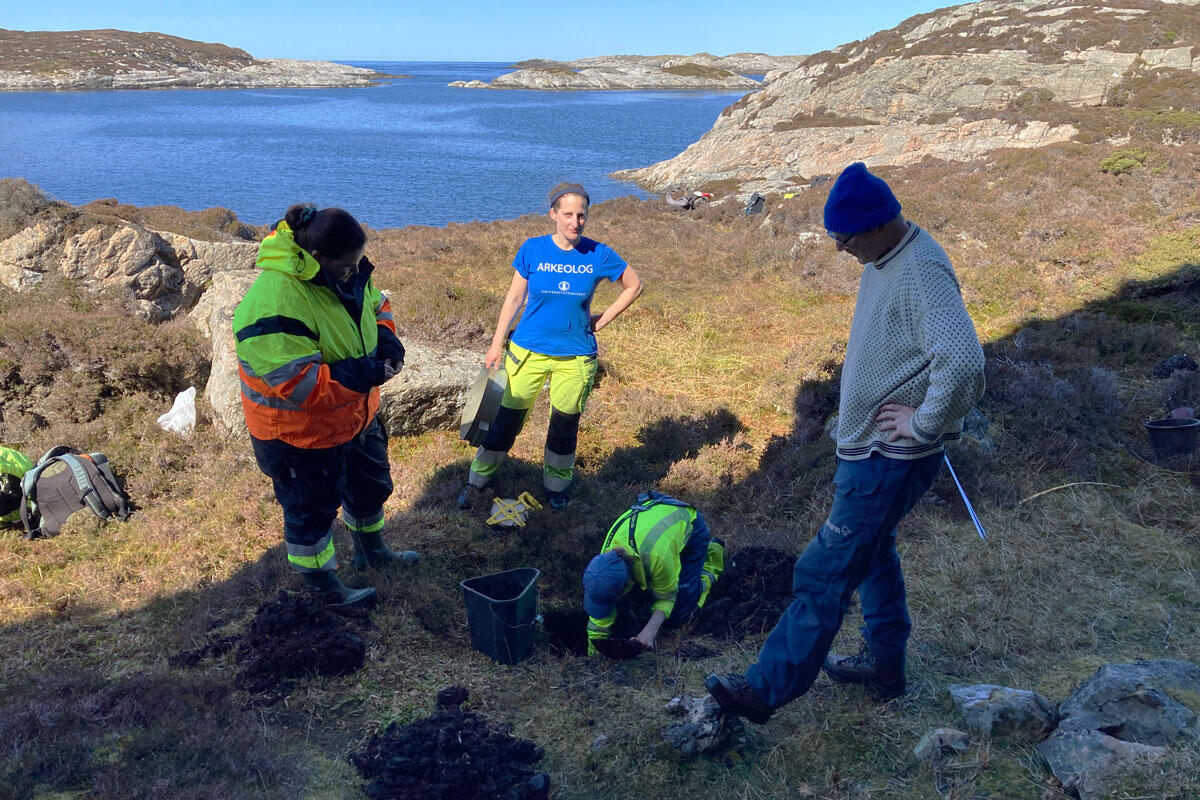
[1,141,1199,799]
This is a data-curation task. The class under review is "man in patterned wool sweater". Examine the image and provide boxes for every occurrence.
[706,162,986,723]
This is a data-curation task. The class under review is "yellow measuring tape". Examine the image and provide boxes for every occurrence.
[486,491,544,528]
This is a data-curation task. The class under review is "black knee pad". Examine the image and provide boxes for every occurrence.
[547,408,581,456]
[482,404,529,451]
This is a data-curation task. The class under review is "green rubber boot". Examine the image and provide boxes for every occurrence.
[300,570,377,607]
[350,530,420,569]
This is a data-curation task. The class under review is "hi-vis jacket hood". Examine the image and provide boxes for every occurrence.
[233,221,397,449]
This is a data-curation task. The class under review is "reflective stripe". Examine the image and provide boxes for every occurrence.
[473,448,507,465]
[287,531,337,572]
[543,472,571,492]
[469,447,508,487]
[236,314,318,344]
[543,449,574,469]
[343,509,384,533]
[240,379,306,411]
[376,310,393,322]
[239,353,321,384]
[637,508,692,584]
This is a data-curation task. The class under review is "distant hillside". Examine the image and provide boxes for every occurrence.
[617,0,1200,191]
[0,28,392,90]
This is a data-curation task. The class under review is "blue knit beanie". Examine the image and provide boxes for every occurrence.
[823,162,902,237]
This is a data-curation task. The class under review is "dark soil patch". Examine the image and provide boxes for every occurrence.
[694,546,794,640]
[542,602,650,657]
[541,606,590,656]
[233,590,368,697]
[350,688,549,800]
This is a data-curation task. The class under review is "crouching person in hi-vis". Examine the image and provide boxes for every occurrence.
[234,204,418,608]
[582,492,725,654]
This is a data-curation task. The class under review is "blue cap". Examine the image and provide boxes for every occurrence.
[582,551,629,619]
[823,162,901,237]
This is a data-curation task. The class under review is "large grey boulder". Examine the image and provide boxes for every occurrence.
[377,343,479,436]
[190,270,258,439]
[948,683,1056,738]
[1036,660,1200,798]
[1037,730,1167,800]
[1056,660,1200,747]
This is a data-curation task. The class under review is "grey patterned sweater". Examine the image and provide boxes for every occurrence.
[836,223,985,461]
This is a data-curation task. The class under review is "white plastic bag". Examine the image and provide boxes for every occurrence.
[157,386,197,436]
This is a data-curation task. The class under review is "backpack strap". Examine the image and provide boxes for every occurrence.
[56,454,112,520]
[84,453,130,521]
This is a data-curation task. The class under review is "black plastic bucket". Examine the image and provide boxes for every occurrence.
[1144,417,1200,460]
[461,567,540,664]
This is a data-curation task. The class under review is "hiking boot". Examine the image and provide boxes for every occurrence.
[705,673,773,724]
[350,530,419,569]
[546,490,569,511]
[822,644,906,700]
[300,570,377,608]
[456,485,478,510]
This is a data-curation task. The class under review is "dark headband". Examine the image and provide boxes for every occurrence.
[549,184,589,208]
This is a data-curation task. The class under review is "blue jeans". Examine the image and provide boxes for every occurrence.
[746,453,942,708]
[252,417,394,564]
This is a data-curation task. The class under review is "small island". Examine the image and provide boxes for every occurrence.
[0,28,400,91]
[449,52,804,91]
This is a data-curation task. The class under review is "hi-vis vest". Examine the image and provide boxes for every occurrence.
[233,221,394,449]
[598,491,699,616]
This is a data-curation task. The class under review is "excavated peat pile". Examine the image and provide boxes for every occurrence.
[692,546,794,640]
[350,687,550,800]
[234,590,367,697]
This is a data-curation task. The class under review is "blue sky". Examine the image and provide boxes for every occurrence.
[4,0,954,62]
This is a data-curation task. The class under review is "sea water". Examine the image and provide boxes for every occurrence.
[0,61,748,229]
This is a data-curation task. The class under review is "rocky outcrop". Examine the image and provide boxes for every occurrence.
[0,183,479,439]
[616,0,1200,189]
[0,28,392,90]
[452,63,759,91]
[0,208,257,322]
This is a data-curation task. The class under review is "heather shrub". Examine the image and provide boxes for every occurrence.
[1162,367,1200,412]
[0,177,50,240]
[1100,148,1149,176]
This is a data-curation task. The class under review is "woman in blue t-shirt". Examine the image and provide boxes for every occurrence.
[459,183,643,510]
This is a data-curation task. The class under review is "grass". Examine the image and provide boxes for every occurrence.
[1,140,1200,799]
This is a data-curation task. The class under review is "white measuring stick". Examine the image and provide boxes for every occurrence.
[943,453,987,541]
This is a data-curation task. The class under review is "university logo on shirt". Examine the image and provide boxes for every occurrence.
[558,280,570,291]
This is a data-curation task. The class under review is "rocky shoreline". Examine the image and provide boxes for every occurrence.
[0,29,397,91]
[449,52,801,91]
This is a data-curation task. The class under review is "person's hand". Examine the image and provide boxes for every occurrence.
[485,342,504,370]
[382,359,402,381]
[633,630,655,651]
[590,313,604,333]
[876,403,917,441]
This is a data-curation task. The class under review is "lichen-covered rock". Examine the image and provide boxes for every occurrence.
[616,0,1200,191]
[1056,660,1200,747]
[948,683,1056,738]
[1037,730,1167,800]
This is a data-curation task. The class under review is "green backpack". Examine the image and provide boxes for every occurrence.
[19,446,131,539]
